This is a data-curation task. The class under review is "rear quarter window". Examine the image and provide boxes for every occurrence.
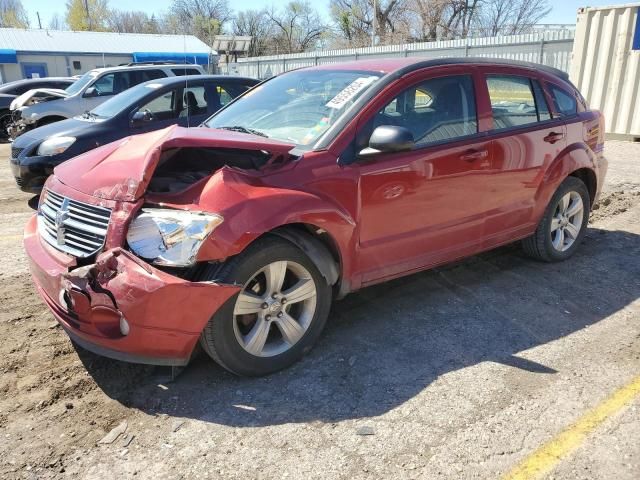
[172,68,201,76]
[548,84,577,117]
[139,69,167,82]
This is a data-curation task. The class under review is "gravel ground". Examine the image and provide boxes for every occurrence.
[0,141,639,479]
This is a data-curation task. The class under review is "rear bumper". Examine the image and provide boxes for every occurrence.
[24,215,240,366]
[594,152,608,205]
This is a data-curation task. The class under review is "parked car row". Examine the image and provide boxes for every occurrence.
[18,57,607,377]
[6,62,207,140]
[10,74,257,192]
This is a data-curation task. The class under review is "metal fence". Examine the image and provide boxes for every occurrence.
[223,30,575,78]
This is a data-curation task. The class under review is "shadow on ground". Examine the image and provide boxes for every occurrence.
[75,227,640,426]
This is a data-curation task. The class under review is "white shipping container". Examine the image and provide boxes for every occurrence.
[570,3,640,139]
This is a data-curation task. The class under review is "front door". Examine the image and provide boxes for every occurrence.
[131,87,181,133]
[355,73,492,284]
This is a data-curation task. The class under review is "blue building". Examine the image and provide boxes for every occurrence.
[0,28,217,83]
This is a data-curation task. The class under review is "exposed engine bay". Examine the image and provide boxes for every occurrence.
[148,147,273,193]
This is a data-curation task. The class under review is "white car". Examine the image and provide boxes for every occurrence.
[8,63,204,139]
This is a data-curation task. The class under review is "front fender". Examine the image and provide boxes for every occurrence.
[21,100,69,123]
[191,168,357,280]
[533,141,598,222]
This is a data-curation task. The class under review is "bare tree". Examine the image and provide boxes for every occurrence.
[267,1,325,54]
[0,0,28,28]
[330,0,372,47]
[329,0,410,46]
[48,12,67,30]
[408,0,448,41]
[474,0,551,36]
[108,10,160,33]
[169,0,232,41]
[438,0,482,38]
[233,9,274,57]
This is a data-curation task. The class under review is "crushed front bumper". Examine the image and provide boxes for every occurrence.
[24,215,240,366]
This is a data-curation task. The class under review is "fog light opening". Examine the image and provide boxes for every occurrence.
[119,316,130,336]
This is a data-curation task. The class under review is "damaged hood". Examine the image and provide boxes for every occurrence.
[10,88,69,109]
[53,125,296,202]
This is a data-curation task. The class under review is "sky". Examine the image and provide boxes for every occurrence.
[23,0,624,31]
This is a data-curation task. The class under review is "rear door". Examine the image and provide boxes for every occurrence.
[355,69,493,284]
[479,69,567,245]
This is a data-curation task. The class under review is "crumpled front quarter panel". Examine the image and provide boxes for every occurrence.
[53,125,297,202]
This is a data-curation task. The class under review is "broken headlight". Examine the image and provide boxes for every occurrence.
[126,209,223,267]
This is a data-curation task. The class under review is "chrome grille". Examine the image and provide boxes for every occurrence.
[37,189,112,258]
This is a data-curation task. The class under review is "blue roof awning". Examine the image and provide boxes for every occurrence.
[132,52,210,66]
[0,49,17,64]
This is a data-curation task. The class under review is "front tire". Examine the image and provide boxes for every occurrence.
[198,236,332,376]
[522,176,590,262]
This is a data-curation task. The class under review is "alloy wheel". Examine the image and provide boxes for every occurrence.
[550,191,584,252]
[232,260,317,357]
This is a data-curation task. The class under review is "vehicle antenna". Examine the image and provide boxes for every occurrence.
[183,34,190,128]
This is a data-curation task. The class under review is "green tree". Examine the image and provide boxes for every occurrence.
[0,0,29,28]
[65,0,110,31]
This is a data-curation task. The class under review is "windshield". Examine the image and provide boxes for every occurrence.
[89,82,163,119]
[65,71,98,96]
[205,69,382,148]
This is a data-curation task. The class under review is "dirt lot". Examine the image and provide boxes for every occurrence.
[0,142,639,479]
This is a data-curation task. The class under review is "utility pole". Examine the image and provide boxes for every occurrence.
[36,12,42,29]
[371,0,376,47]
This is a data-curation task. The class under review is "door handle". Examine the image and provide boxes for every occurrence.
[544,131,565,144]
[460,149,489,161]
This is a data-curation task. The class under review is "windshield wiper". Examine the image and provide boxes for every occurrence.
[217,125,269,138]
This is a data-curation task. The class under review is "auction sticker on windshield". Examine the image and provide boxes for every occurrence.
[325,76,378,109]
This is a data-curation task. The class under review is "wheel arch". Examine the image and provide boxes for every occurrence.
[535,143,599,221]
[226,222,347,297]
[568,167,597,207]
[36,115,67,127]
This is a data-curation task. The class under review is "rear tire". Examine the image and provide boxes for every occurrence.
[522,176,590,262]
[198,236,332,376]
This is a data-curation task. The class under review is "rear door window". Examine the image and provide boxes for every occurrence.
[375,74,477,146]
[486,75,540,129]
[548,84,577,117]
[180,85,208,117]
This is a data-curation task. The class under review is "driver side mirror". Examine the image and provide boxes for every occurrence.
[84,86,98,98]
[130,110,153,128]
[358,125,415,157]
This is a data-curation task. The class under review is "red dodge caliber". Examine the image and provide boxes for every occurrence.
[25,58,608,376]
